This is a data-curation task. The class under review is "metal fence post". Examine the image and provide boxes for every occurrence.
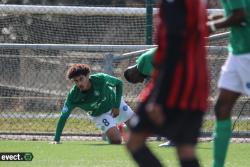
[103,53,114,75]
[146,0,153,45]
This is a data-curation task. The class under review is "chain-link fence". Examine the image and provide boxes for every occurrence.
[0,5,249,141]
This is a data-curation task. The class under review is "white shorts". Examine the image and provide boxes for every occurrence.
[91,98,134,133]
[218,53,250,96]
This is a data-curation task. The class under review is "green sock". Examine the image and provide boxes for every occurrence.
[212,119,232,167]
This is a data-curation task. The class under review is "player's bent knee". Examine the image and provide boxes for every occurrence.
[214,101,231,120]
[106,126,122,144]
[215,89,240,120]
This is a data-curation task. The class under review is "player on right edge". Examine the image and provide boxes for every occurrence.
[207,1,250,167]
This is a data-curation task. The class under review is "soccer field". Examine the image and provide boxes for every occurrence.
[0,140,250,167]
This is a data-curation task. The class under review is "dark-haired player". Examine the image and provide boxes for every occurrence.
[52,64,134,144]
[124,48,175,147]
[124,48,155,84]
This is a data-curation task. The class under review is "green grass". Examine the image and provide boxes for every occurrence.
[0,140,250,167]
[202,119,250,131]
[0,117,99,133]
[1,117,250,133]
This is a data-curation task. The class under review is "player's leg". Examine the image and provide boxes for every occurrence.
[127,130,163,167]
[93,112,122,144]
[115,97,134,125]
[115,97,134,142]
[213,89,240,167]
[173,111,204,167]
[236,53,250,96]
[117,122,129,142]
[213,54,242,167]
[99,98,134,143]
[126,101,163,167]
[176,145,199,167]
[105,126,122,144]
[127,117,162,167]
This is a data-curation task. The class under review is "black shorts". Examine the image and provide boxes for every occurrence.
[129,101,204,145]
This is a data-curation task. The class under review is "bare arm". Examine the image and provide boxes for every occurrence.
[208,13,224,21]
[208,9,247,32]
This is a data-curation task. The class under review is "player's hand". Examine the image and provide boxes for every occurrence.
[146,103,165,127]
[207,21,217,35]
[208,14,224,21]
[111,108,119,118]
[49,141,61,144]
[206,22,213,35]
[208,14,215,21]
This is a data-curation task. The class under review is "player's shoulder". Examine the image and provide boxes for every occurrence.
[63,85,78,103]
[67,85,78,98]
[90,73,108,83]
[91,73,113,79]
[91,73,107,79]
[137,48,156,62]
[143,48,156,57]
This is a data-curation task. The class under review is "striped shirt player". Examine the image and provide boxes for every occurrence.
[126,1,208,167]
[140,5,208,111]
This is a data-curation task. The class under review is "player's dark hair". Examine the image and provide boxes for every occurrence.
[66,64,90,79]
[124,66,147,83]
[124,69,131,82]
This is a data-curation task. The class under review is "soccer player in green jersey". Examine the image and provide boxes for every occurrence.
[52,64,134,144]
[207,1,250,167]
[124,48,175,147]
[124,48,156,84]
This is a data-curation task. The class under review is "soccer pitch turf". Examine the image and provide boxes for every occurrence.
[0,140,250,167]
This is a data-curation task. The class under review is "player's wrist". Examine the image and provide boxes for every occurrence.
[111,108,119,117]
[208,15,214,21]
[209,22,217,32]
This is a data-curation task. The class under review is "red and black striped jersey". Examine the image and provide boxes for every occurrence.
[139,0,209,112]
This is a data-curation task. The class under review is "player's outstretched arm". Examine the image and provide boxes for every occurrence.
[52,103,73,144]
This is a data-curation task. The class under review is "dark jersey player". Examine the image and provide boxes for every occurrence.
[126,0,209,167]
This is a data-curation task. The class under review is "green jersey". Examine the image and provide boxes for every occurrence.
[221,0,250,55]
[136,48,156,76]
[54,73,123,141]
